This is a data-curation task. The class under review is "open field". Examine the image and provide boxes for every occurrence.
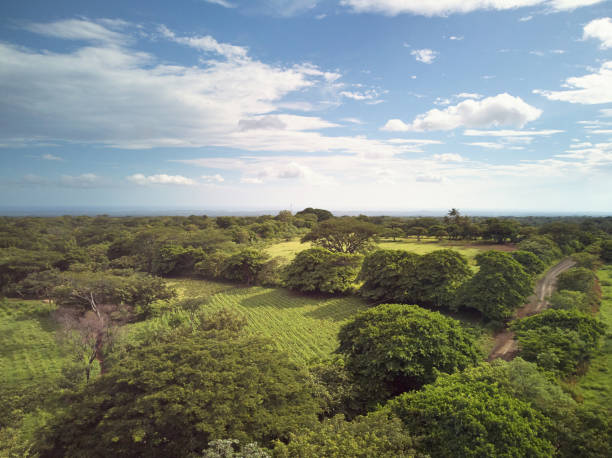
[577,265,612,407]
[170,279,368,364]
[169,279,492,364]
[266,237,515,264]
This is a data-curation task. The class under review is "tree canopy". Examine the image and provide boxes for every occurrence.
[301,219,379,254]
[336,304,480,407]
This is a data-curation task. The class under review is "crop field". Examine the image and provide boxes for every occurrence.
[171,279,369,363]
[266,237,514,264]
[169,279,491,364]
[578,265,612,407]
[0,299,68,388]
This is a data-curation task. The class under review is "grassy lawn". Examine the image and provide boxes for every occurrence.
[265,237,514,264]
[0,299,69,387]
[170,279,369,364]
[577,265,612,407]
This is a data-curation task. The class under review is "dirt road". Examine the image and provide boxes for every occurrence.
[487,258,576,361]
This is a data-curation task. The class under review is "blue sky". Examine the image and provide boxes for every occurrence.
[1,0,611,213]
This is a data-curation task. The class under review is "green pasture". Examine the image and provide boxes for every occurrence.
[577,265,612,407]
[266,237,513,264]
[0,299,68,388]
[170,279,369,364]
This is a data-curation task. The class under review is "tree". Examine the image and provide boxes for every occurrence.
[550,290,590,313]
[358,250,419,304]
[510,250,546,276]
[406,226,426,242]
[283,248,361,294]
[455,251,532,322]
[601,239,612,262]
[415,249,471,307]
[221,248,269,285]
[387,363,555,458]
[273,411,418,458]
[556,267,600,308]
[36,329,319,456]
[518,235,562,264]
[337,304,480,407]
[511,309,606,375]
[301,219,378,254]
[482,218,520,244]
[295,207,333,222]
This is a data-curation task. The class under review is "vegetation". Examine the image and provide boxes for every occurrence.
[337,304,480,407]
[301,219,379,254]
[283,247,361,294]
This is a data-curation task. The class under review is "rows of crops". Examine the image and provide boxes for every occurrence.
[172,279,369,364]
[0,300,68,387]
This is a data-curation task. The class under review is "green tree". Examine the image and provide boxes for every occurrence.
[511,309,606,375]
[455,251,532,322]
[416,249,471,307]
[518,235,562,264]
[601,239,612,262]
[358,250,419,304]
[482,218,520,244]
[337,304,480,407]
[36,330,319,457]
[294,207,333,222]
[273,411,418,458]
[221,249,269,285]
[387,366,555,457]
[550,290,590,313]
[301,219,378,254]
[510,250,546,275]
[283,248,361,294]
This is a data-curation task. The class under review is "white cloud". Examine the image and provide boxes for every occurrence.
[411,49,438,64]
[464,129,563,136]
[42,153,62,161]
[415,174,444,182]
[340,0,604,16]
[60,173,103,188]
[601,109,612,117]
[342,117,364,124]
[24,18,128,44]
[449,35,464,40]
[583,17,612,49]
[433,153,464,162]
[127,174,197,185]
[455,93,482,99]
[204,0,236,8]
[534,61,612,104]
[519,15,533,21]
[382,93,542,132]
[466,142,505,149]
[202,174,225,182]
[159,25,248,59]
[340,89,381,101]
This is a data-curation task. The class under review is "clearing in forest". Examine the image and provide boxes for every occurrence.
[578,265,612,407]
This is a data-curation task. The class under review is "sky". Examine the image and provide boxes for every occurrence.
[0,0,611,214]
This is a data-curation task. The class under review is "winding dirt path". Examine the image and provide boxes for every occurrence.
[487,258,576,361]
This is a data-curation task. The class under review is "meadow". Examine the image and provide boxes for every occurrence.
[266,236,514,265]
[577,265,612,407]
[0,299,68,387]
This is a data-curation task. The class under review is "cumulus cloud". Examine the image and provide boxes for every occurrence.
[24,18,129,44]
[463,128,563,136]
[433,153,464,162]
[340,0,604,16]
[534,61,612,104]
[127,174,197,185]
[415,174,444,182]
[382,94,542,132]
[411,49,438,64]
[455,93,482,99]
[583,17,612,49]
[340,89,382,101]
[158,25,248,59]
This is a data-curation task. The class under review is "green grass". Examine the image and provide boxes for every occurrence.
[0,299,69,387]
[266,237,514,264]
[577,265,612,407]
[170,279,369,364]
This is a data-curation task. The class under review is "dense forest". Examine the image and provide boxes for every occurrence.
[1,209,611,457]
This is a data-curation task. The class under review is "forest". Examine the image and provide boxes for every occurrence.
[1,209,611,457]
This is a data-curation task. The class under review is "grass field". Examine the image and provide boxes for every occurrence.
[0,299,68,387]
[266,237,514,265]
[577,265,612,407]
[169,279,369,364]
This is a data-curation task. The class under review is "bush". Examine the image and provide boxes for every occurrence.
[510,250,546,275]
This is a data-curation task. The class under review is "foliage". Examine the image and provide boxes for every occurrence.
[510,250,546,275]
[301,219,379,254]
[455,250,533,322]
[571,251,601,270]
[358,249,471,307]
[556,267,600,308]
[203,439,270,458]
[151,244,207,276]
[601,239,612,262]
[511,309,607,375]
[518,235,562,264]
[550,290,591,313]
[36,330,320,457]
[294,207,333,222]
[273,411,418,458]
[481,218,520,243]
[387,362,555,458]
[336,304,480,407]
[283,248,361,294]
[221,248,270,285]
